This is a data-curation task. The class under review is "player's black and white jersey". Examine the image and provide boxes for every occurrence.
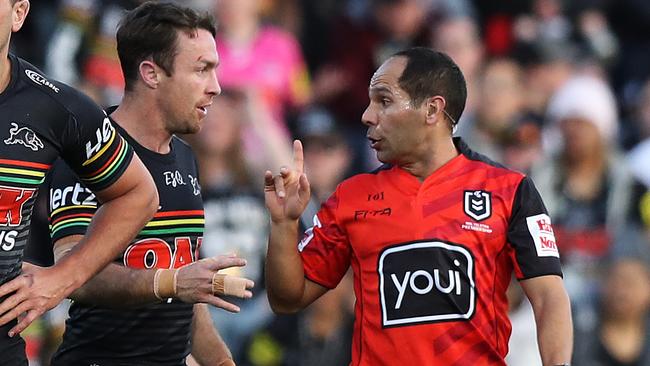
[48,120,204,365]
[0,54,133,287]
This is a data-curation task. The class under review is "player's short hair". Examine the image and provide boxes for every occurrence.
[392,47,467,127]
[116,1,217,92]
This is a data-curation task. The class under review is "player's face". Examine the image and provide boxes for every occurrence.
[362,56,429,165]
[0,0,29,55]
[158,28,220,135]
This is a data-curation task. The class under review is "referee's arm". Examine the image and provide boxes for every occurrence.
[521,275,573,366]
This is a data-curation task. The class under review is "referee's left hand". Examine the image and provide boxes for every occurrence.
[0,262,68,337]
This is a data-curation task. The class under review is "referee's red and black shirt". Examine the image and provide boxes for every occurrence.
[300,137,562,366]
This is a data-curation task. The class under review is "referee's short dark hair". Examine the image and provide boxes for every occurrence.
[117,1,216,92]
[392,47,467,128]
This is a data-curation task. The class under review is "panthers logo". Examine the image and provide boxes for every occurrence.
[4,122,44,151]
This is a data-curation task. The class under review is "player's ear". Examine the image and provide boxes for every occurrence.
[11,0,30,33]
[139,60,160,89]
[425,96,446,126]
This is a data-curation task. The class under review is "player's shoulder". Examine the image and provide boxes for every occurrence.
[456,137,525,182]
[15,56,104,119]
[334,164,392,195]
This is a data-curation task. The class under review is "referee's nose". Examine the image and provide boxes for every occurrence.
[361,103,377,127]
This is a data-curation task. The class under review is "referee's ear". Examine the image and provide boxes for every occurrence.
[138,60,160,89]
[11,0,30,33]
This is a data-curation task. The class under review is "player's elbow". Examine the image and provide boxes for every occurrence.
[268,301,302,314]
[267,294,304,314]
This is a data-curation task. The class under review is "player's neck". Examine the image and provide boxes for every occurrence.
[111,97,173,154]
[0,54,12,95]
[400,137,458,181]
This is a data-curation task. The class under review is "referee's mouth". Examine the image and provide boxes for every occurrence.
[368,137,381,149]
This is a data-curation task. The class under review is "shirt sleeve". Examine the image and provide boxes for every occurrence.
[48,159,98,243]
[299,187,351,289]
[507,176,563,279]
[58,97,133,192]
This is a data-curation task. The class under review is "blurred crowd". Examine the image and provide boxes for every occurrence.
[11,0,650,365]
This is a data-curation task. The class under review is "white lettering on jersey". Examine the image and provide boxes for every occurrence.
[163,171,187,187]
[0,230,18,251]
[50,183,97,211]
[85,117,113,160]
[188,174,201,195]
[526,213,559,258]
[25,70,60,93]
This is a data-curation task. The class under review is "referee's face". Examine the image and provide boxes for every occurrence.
[157,28,221,135]
[362,57,430,166]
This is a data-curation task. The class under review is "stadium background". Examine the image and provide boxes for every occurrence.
[10,0,650,365]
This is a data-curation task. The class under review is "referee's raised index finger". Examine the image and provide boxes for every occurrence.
[293,140,304,173]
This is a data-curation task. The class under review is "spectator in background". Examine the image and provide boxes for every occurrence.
[459,57,527,163]
[214,0,310,136]
[45,0,145,106]
[311,0,433,171]
[573,253,650,366]
[188,90,282,361]
[517,42,576,118]
[297,106,353,226]
[431,16,483,125]
[532,74,633,307]
[239,106,355,366]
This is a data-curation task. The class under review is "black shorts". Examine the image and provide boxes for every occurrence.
[0,319,28,366]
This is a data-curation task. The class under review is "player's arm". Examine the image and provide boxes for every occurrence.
[0,155,158,335]
[190,303,234,366]
[520,276,573,366]
[264,141,328,313]
[52,235,253,310]
[507,176,573,365]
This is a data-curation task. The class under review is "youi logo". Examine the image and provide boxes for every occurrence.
[378,241,476,327]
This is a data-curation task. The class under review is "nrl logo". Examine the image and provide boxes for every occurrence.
[4,122,44,151]
[463,190,491,221]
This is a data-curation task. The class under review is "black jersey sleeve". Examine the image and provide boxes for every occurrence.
[47,159,98,243]
[507,176,563,279]
[57,92,133,192]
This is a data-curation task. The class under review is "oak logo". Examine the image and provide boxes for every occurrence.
[0,186,34,226]
[378,241,476,327]
[463,190,491,221]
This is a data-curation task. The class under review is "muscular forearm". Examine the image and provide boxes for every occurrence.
[265,220,308,313]
[69,263,158,308]
[55,172,157,296]
[191,304,233,365]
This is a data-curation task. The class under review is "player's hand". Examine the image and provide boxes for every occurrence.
[175,255,254,313]
[264,140,311,223]
[0,262,73,336]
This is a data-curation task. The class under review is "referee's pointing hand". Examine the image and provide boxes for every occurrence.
[264,140,311,223]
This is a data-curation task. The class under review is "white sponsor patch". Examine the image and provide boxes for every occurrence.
[526,213,559,257]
